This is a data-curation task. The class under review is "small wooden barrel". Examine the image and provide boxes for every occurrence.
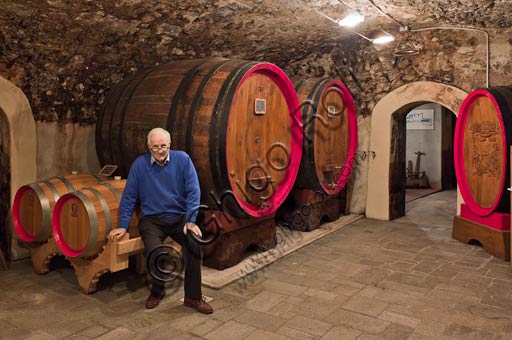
[96,58,302,218]
[52,179,135,258]
[454,86,512,216]
[293,78,357,194]
[12,174,102,243]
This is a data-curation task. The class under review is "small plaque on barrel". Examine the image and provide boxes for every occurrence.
[254,99,266,115]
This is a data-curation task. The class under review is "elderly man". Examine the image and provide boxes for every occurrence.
[109,127,213,314]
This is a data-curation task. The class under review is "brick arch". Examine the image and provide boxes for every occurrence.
[366,81,468,220]
[0,76,36,259]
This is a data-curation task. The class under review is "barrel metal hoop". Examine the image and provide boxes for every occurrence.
[117,67,157,175]
[485,87,512,212]
[209,62,252,199]
[96,77,129,166]
[309,79,332,190]
[185,59,229,154]
[99,181,122,203]
[104,77,134,167]
[166,59,214,141]
[73,191,99,257]
[55,176,75,192]
[305,78,329,143]
[42,180,60,202]
[29,183,51,242]
[298,78,344,193]
[82,187,113,234]
[294,78,305,93]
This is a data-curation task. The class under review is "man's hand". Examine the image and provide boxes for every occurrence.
[183,222,202,237]
[109,228,127,241]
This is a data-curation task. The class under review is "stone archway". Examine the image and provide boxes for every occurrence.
[0,76,36,260]
[366,81,468,220]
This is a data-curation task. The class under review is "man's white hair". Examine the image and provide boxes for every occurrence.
[147,127,171,146]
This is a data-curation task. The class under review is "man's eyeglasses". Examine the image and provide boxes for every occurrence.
[150,145,169,152]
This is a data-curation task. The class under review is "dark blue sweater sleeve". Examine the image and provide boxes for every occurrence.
[184,155,201,223]
[118,160,139,230]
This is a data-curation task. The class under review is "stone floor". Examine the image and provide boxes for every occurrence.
[2,189,512,340]
[404,188,440,203]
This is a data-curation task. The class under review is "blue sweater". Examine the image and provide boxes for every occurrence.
[118,151,201,229]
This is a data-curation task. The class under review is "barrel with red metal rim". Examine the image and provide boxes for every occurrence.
[293,78,358,194]
[454,86,512,216]
[96,58,302,218]
[12,174,102,243]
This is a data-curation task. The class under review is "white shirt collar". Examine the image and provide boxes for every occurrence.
[150,152,170,166]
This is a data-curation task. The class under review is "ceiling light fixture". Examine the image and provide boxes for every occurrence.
[336,13,364,28]
[372,32,395,44]
[314,9,394,45]
[336,0,364,28]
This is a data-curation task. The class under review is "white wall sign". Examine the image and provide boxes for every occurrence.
[406,109,434,130]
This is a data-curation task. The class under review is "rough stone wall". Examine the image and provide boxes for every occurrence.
[1,2,510,124]
[285,28,512,117]
[0,0,337,124]
[35,122,100,180]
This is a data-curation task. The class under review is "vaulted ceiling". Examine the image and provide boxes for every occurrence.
[0,0,510,122]
[3,0,510,61]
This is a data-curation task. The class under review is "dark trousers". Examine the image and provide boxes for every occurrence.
[139,215,202,300]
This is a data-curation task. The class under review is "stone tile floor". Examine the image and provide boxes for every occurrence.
[1,189,512,339]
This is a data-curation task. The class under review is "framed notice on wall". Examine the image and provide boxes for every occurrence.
[406,109,434,130]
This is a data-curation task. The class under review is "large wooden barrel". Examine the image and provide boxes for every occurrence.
[293,78,357,194]
[454,86,512,216]
[52,179,137,258]
[96,58,302,218]
[12,174,103,243]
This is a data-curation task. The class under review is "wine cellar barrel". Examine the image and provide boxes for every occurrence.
[454,86,512,216]
[293,78,358,194]
[12,174,103,243]
[96,58,302,218]
[52,179,137,258]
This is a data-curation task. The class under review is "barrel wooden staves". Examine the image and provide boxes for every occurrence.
[12,174,103,243]
[52,179,138,258]
[454,86,512,216]
[293,78,358,194]
[96,58,302,218]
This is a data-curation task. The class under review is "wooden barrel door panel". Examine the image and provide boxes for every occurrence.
[59,197,90,252]
[17,189,42,239]
[313,84,350,192]
[226,72,292,210]
[294,78,357,195]
[462,96,504,209]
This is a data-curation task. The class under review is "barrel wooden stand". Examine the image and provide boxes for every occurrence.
[452,215,510,261]
[67,233,144,294]
[203,211,276,270]
[278,188,347,232]
[26,238,62,274]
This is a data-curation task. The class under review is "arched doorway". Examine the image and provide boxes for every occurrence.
[366,81,467,220]
[0,76,36,260]
[404,103,457,202]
